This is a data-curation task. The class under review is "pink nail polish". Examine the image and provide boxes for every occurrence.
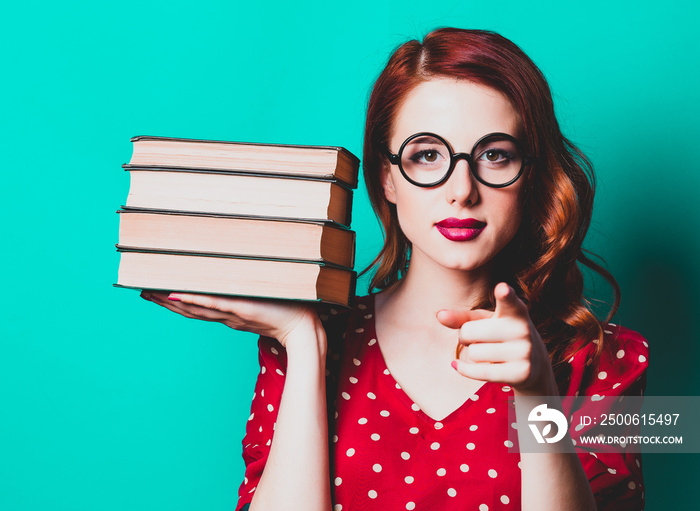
[451,360,458,370]
[168,294,181,302]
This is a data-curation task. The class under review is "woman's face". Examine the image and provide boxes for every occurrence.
[382,78,525,275]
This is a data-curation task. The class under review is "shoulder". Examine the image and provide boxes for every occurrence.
[599,323,649,376]
[319,294,375,350]
[566,323,648,397]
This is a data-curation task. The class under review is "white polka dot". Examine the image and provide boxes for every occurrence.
[276,369,284,376]
[431,442,440,450]
[367,392,376,399]
[470,424,478,431]
[486,407,496,414]
[320,314,329,321]
[488,469,498,478]
[504,440,514,448]
[501,385,512,392]
[500,495,510,504]
[434,422,444,430]
[437,468,446,476]
[261,389,265,397]
[608,468,617,474]
[358,417,368,425]
[259,426,263,433]
[346,448,355,457]
[405,476,414,484]
[598,371,608,380]
[332,435,338,443]
[635,458,641,468]
[371,433,380,441]
[447,488,457,497]
[373,463,382,473]
[518,461,522,469]
[591,394,605,401]
[335,477,342,486]
[368,338,377,345]
[639,355,647,363]
[270,347,279,355]
[406,502,415,510]
[396,383,402,389]
[469,394,479,401]
[613,383,621,389]
[643,341,648,347]
[460,464,469,472]
[511,422,518,430]
[401,451,410,460]
[368,490,377,499]
[353,358,361,366]
[355,328,365,333]
[261,367,266,374]
[248,413,254,421]
[617,349,625,359]
[479,504,489,511]
[380,410,390,417]
[357,303,367,310]
[467,442,476,450]
[330,308,338,315]
[575,423,585,432]
[342,392,351,400]
[267,404,274,412]
[334,505,342,511]
[629,481,636,490]
[568,356,575,363]
[383,369,390,375]
[409,427,419,434]
[411,403,421,411]
[349,377,358,384]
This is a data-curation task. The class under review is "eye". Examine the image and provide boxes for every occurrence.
[415,150,439,163]
[479,149,511,163]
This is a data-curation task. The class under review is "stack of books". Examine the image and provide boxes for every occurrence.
[115,136,359,307]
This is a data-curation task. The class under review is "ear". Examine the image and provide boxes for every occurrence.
[380,160,398,204]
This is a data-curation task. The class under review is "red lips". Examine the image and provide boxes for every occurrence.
[435,217,486,241]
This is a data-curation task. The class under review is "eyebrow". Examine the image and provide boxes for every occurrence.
[408,136,443,145]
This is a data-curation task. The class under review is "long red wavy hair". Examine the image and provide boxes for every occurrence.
[362,28,620,379]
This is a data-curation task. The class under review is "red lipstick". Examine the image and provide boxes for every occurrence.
[435,218,486,241]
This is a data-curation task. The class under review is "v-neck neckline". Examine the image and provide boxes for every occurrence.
[364,293,492,426]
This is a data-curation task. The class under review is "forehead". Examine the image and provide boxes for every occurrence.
[391,78,521,148]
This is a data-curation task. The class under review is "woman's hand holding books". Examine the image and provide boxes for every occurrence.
[140,291,324,350]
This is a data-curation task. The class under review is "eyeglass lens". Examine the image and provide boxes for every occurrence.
[400,134,523,186]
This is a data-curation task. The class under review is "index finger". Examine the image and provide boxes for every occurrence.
[436,308,493,329]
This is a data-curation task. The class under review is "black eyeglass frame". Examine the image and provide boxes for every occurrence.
[384,131,533,188]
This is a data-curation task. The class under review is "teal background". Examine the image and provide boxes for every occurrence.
[2,0,698,509]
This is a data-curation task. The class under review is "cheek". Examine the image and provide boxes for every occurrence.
[488,190,524,239]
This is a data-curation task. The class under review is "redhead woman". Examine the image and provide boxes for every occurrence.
[142,28,648,510]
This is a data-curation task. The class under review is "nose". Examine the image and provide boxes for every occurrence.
[445,159,479,206]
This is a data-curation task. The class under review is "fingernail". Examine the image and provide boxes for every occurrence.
[168,294,182,301]
[451,360,459,371]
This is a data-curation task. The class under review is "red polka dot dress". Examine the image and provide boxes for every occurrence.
[236,295,648,510]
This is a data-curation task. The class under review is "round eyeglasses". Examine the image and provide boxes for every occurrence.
[384,132,532,188]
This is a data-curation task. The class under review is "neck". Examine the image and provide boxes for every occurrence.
[377,251,494,331]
